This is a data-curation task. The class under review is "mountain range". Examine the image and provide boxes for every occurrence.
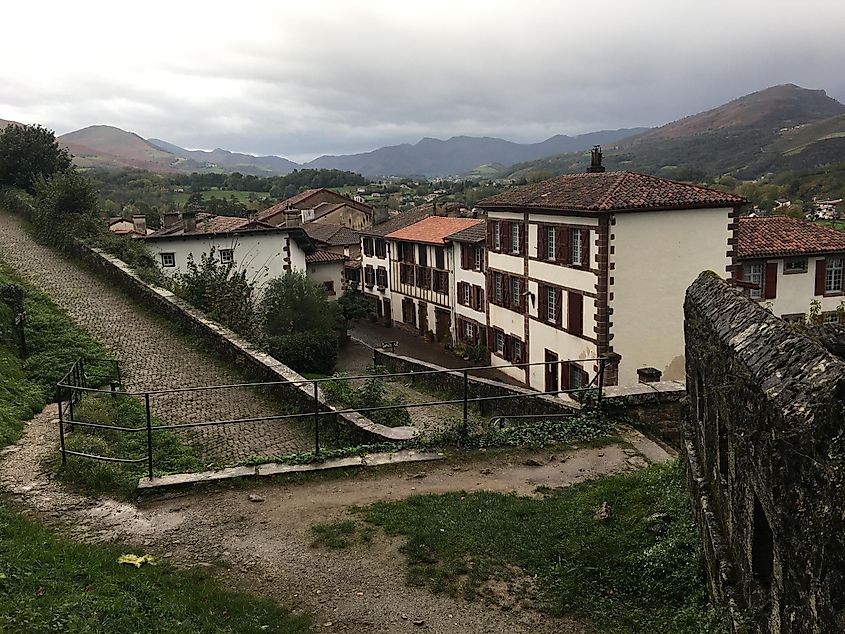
[507,84,845,179]
[4,84,845,179]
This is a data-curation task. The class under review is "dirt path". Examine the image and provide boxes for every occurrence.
[1,406,671,633]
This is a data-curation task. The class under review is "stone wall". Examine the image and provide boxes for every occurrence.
[683,271,845,632]
[75,244,412,442]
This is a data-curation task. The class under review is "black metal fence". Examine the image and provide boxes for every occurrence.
[55,356,608,480]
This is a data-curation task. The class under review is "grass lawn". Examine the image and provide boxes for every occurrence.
[362,460,725,634]
[0,502,310,633]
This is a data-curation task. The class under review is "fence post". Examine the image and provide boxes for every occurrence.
[68,384,75,423]
[462,369,469,442]
[313,381,320,456]
[57,394,66,465]
[144,393,153,480]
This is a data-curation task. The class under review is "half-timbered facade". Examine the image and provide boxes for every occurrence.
[478,163,745,388]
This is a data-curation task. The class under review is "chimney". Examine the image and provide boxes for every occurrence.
[163,211,180,228]
[182,210,197,233]
[587,145,605,173]
[637,367,662,384]
[132,214,147,235]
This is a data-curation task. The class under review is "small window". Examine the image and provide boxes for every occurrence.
[511,339,522,363]
[323,281,335,295]
[462,284,471,305]
[474,247,483,271]
[823,311,841,324]
[569,364,584,390]
[510,224,520,254]
[364,265,375,287]
[492,221,501,251]
[546,226,556,261]
[494,272,503,303]
[780,313,805,323]
[375,239,387,259]
[494,330,505,355]
[547,286,557,323]
[745,262,764,299]
[463,321,474,340]
[160,252,175,268]
[418,246,428,267]
[510,277,521,309]
[826,257,843,293]
[376,267,387,288]
[219,249,234,264]
[435,247,445,269]
[570,229,582,265]
[783,258,807,274]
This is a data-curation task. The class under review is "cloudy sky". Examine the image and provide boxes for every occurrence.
[2,0,843,162]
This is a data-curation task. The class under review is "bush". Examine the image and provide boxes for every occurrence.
[30,170,99,248]
[263,331,338,375]
[321,371,412,428]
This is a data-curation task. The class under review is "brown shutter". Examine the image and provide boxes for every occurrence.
[815,259,827,296]
[504,335,512,361]
[558,227,569,264]
[734,263,744,284]
[538,225,546,260]
[539,284,548,320]
[581,368,590,388]
[560,362,570,391]
[487,328,494,351]
[501,221,510,253]
[763,262,778,299]
[478,286,484,309]
[581,229,590,268]
[568,291,583,335]
[555,288,563,327]
[518,279,525,314]
[521,223,527,256]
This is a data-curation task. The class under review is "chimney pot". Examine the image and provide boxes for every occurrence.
[163,211,180,228]
[637,367,662,383]
[182,210,197,233]
[588,145,605,173]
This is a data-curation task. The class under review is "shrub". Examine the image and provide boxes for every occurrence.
[263,330,338,375]
[321,371,412,428]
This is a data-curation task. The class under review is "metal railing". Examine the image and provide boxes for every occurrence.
[55,356,609,480]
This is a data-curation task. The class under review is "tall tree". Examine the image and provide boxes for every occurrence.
[0,124,72,193]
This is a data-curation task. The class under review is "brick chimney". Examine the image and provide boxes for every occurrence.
[163,211,180,228]
[132,214,147,235]
[182,210,196,233]
[587,145,605,173]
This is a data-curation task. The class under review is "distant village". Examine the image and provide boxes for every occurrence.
[109,147,845,390]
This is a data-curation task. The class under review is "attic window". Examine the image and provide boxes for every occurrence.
[219,249,234,264]
[160,252,175,268]
[783,258,807,274]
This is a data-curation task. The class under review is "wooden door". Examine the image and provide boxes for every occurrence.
[544,349,559,395]
[418,301,428,335]
[435,308,450,342]
[383,298,391,326]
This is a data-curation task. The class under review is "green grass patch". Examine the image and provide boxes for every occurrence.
[363,460,725,633]
[0,264,111,448]
[0,501,311,633]
[310,519,373,549]
[58,394,203,495]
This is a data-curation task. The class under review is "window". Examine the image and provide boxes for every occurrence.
[826,257,843,293]
[435,247,445,269]
[745,262,764,299]
[376,267,387,288]
[511,339,523,363]
[363,237,374,257]
[219,249,234,264]
[783,258,807,274]
[399,263,413,284]
[415,266,431,289]
[494,330,505,355]
[418,246,428,267]
[433,270,448,293]
[493,272,503,303]
[375,239,387,259]
[546,285,557,323]
[364,265,375,287]
[569,364,584,390]
[474,247,483,271]
[546,226,556,261]
[780,313,805,323]
[399,242,414,264]
[463,320,474,341]
[323,281,335,296]
[570,229,582,265]
[823,311,841,324]
[462,283,471,305]
[160,252,175,267]
[510,277,521,309]
[510,223,520,254]
[492,221,501,251]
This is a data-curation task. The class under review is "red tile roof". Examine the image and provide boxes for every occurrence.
[479,171,745,212]
[386,217,483,245]
[737,215,845,259]
[256,188,372,223]
[145,213,276,238]
[305,250,348,263]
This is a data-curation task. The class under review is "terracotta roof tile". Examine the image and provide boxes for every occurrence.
[737,215,845,259]
[145,213,278,238]
[302,223,360,246]
[446,220,486,244]
[305,250,347,263]
[386,217,483,245]
[479,171,745,212]
[256,188,372,223]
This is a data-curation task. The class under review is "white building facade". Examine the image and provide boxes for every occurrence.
[478,170,745,388]
[448,222,487,352]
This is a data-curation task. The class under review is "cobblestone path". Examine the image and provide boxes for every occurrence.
[0,212,311,464]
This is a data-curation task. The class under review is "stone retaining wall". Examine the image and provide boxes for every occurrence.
[75,244,412,442]
[683,271,845,632]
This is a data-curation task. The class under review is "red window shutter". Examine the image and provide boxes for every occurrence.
[555,288,563,327]
[504,335,512,361]
[568,291,583,335]
[538,225,546,260]
[560,362,570,391]
[581,229,590,268]
[815,259,827,296]
[539,284,548,319]
[521,223,527,256]
[501,221,510,253]
[557,227,569,264]
[763,262,778,299]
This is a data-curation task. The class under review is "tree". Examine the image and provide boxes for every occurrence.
[31,170,99,246]
[259,271,336,336]
[0,124,72,193]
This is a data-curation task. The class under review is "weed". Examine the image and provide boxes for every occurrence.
[310,520,374,549]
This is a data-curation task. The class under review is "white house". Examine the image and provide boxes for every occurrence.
[735,215,845,322]
[447,220,487,351]
[142,211,314,289]
[477,153,745,388]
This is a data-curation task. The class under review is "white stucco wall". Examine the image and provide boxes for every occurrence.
[609,207,732,384]
[144,231,307,291]
[452,242,486,332]
[748,256,845,319]
[306,260,345,300]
